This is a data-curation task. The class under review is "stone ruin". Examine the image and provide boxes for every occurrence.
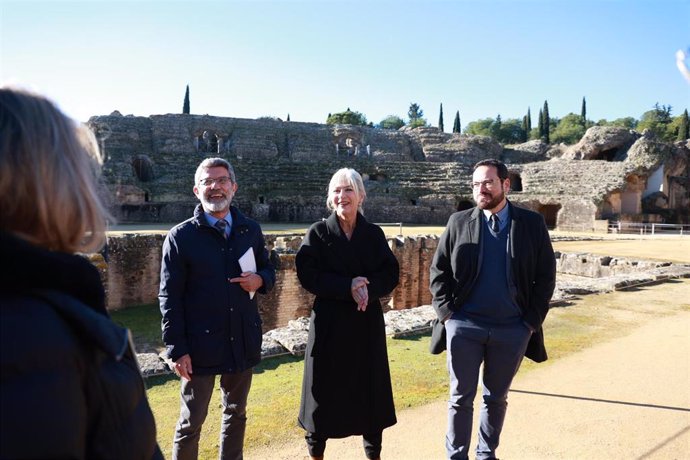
[87,113,690,230]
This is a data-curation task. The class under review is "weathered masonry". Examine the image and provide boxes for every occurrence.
[88,113,689,230]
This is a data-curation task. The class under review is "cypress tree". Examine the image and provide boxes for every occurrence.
[452,111,461,133]
[581,96,587,123]
[438,103,444,132]
[287,113,291,122]
[522,115,529,142]
[527,107,532,132]
[678,109,689,141]
[538,108,544,138]
[182,85,190,114]
[543,100,550,143]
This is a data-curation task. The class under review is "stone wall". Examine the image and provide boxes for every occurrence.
[556,252,673,278]
[102,233,443,332]
[103,233,690,334]
[88,114,689,227]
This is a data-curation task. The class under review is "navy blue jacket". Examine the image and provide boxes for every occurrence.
[0,231,163,460]
[159,204,275,374]
[429,202,556,362]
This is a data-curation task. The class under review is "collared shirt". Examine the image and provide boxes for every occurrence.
[482,202,510,233]
[205,211,232,238]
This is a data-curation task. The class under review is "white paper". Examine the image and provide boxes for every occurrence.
[238,247,257,299]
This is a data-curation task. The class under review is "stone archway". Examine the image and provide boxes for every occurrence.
[508,172,523,192]
[456,199,473,211]
[132,155,154,182]
[538,204,561,229]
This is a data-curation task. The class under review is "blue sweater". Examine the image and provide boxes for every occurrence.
[460,220,521,325]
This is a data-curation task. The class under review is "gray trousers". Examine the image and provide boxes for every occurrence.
[172,369,253,460]
[445,316,531,460]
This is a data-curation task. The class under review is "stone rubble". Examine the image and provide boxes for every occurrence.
[138,260,690,378]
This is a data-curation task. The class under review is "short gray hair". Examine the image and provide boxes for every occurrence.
[326,168,366,212]
[194,157,236,185]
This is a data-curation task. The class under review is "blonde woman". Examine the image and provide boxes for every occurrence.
[0,87,162,459]
[296,168,399,460]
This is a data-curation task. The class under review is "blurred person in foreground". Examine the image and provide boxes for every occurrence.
[295,168,400,460]
[430,158,556,460]
[0,86,163,459]
[159,157,276,460]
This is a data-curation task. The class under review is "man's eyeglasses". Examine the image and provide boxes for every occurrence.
[198,176,232,187]
[471,179,502,189]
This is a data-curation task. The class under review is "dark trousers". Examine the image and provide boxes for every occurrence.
[172,369,253,460]
[445,316,531,460]
[306,431,383,459]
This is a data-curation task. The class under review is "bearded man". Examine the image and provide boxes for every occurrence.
[430,158,556,460]
[159,157,275,460]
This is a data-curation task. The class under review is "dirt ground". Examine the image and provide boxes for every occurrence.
[246,280,690,460]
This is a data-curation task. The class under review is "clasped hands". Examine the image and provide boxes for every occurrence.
[351,276,370,311]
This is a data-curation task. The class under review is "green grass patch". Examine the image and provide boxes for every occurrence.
[110,303,163,352]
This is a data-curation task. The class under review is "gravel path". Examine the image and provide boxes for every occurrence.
[247,294,690,459]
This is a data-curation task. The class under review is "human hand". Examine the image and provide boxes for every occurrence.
[229,272,263,292]
[351,276,370,311]
[174,354,193,381]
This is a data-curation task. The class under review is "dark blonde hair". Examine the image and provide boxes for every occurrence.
[0,87,111,253]
[326,168,366,213]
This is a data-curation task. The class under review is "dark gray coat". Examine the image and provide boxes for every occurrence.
[159,204,275,374]
[429,202,556,362]
[296,212,399,438]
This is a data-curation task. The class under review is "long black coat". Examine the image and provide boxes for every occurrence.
[296,212,399,438]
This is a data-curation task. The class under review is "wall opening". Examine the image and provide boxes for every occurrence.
[456,200,473,211]
[538,204,561,229]
[508,172,523,191]
[132,155,154,182]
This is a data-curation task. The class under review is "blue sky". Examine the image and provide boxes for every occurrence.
[1,0,688,129]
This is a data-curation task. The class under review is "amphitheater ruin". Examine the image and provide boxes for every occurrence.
[84,113,690,374]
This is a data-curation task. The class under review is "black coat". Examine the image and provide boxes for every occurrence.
[159,204,275,374]
[295,212,399,438]
[0,231,163,460]
[429,202,556,362]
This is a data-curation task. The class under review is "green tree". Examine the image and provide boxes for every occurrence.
[408,102,423,120]
[438,103,444,132]
[452,111,461,133]
[182,85,190,114]
[465,116,525,144]
[287,113,290,122]
[636,103,675,140]
[581,97,587,122]
[678,109,689,140]
[326,108,368,126]
[496,118,526,144]
[379,115,405,130]
[551,113,587,145]
[407,103,427,128]
[537,108,544,139]
[464,118,495,137]
[542,100,551,143]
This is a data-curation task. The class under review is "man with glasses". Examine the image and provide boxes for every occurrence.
[159,157,276,460]
[430,158,556,460]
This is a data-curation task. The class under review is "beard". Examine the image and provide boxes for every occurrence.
[475,189,505,210]
[200,193,230,213]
